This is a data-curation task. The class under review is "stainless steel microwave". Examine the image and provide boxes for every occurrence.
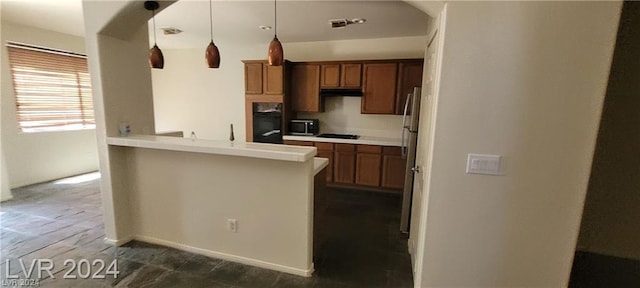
[289,119,319,136]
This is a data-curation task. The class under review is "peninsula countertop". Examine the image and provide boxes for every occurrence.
[107,134,317,162]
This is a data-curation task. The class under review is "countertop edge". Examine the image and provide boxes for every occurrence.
[313,157,329,175]
[107,135,317,162]
[283,135,402,147]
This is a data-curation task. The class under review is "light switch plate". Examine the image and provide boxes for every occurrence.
[466,154,502,175]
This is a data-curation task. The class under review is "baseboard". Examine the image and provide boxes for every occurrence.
[104,236,133,246]
[133,235,314,277]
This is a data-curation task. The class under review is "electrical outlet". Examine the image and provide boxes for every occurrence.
[227,219,238,233]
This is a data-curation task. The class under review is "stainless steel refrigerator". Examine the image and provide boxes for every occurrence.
[400,87,421,234]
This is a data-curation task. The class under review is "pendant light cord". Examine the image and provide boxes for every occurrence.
[209,0,214,41]
[274,0,277,37]
[152,9,158,45]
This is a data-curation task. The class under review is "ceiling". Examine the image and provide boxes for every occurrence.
[1,0,85,36]
[1,0,430,49]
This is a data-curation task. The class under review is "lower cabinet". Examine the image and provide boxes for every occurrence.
[381,147,406,189]
[284,141,405,191]
[315,142,334,183]
[334,144,356,184]
[355,145,382,187]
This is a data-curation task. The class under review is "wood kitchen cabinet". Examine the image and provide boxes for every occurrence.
[381,146,406,190]
[355,145,382,187]
[243,60,286,95]
[395,60,424,115]
[320,64,340,88]
[263,64,284,95]
[334,144,356,184]
[341,64,362,88]
[244,62,263,94]
[283,140,405,192]
[361,63,398,114]
[320,63,362,88]
[315,142,334,183]
[291,64,322,112]
[243,60,290,142]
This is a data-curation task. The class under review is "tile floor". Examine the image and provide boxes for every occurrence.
[0,173,413,287]
[569,251,640,287]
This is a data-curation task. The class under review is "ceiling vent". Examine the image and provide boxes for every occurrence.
[329,18,366,29]
[161,27,183,35]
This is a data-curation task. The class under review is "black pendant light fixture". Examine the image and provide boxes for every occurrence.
[145,1,164,69]
[205,0,221,68]
[268,0,283,66]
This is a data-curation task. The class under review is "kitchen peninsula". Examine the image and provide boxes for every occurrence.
[106,134,326,276]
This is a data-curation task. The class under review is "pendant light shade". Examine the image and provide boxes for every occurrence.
[145,1,164,69]
[206,41,220,68]
[267,0,283,66]
[205,0,220,68]
[268,36,283,66]
[149,44,164,69]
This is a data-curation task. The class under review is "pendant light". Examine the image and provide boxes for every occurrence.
[268,0,283,66]
[205,0,221,68]
[145,1,164,69]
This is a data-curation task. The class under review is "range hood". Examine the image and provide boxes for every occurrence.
[320,88,363,97]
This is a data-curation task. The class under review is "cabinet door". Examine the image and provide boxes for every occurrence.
[245,63,263,94]
[395,61,424,115]
[320,64,340,88]
[356,153,381,187]
[263,64,284,94]
[291,64,322,112]
[316,150,334,183]
[340,64,362,88]
[382,146,406,190]
[334,144,356,184]
[362,63,398,114]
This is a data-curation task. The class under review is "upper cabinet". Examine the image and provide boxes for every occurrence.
[243,60,285,95]
[244,62,263,94]
[361,63,398,114]
[361,60,424,115]
[287,59,422,114]
[291,64,322,112]
[395,61,424,115]
[320,63,362,89]
[263,64,284,95]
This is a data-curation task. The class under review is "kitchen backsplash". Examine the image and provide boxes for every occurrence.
[297,97,404,138]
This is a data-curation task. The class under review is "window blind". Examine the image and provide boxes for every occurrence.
[6,42,95,132]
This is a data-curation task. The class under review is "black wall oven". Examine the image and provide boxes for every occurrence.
[252,102,283,144]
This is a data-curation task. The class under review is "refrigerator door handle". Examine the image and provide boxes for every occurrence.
[401,93,413,158]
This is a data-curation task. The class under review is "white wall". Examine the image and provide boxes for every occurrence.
[0,21,99,188]
[83,0,164,241]
[418,1,621,287]
[152,36,427,140]
[152,43,266,141]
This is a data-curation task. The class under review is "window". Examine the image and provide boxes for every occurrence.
[6,42,94,132]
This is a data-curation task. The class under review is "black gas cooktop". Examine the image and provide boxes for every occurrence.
[316,133,360,139]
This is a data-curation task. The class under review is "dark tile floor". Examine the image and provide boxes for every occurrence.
[569,251,640,288]
[0,173,413,287]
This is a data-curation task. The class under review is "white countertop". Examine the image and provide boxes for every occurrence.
[283,135,402,147]
[313,157,329,175]
[107,134,317,162]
